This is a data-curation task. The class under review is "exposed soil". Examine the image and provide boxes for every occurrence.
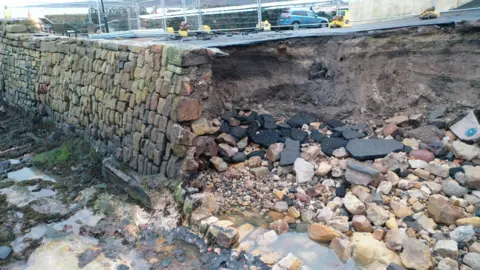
[207,21,480,122]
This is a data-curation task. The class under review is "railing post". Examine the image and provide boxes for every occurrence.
[96,0,102,32]
[197,0,202,30]
[257,0,262,29]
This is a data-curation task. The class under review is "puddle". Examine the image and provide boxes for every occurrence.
[10,159,21,165]
[7,167,56,182]
[0,186,57,207]
[219,211,354,269]
[52,209,105,235]
[11,209,104,255]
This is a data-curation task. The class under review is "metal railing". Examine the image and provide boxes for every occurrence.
[86,0,480,37]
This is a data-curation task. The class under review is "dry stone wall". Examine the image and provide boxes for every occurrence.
[0,19,223,180]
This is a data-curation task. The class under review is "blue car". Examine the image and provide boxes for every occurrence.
[277,8,329,30]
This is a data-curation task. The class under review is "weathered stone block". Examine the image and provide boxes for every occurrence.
[172,97,203,122]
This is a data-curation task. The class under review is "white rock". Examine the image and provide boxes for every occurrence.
[463,252,480,270]
[436,258,458,270]
[272,253,303,270]
[293,158,315,183]
[377,181,393,195]
[434,240,459,258]
[450,225,475,242]
[452,141,480,161]
[333,147,349,158]
[315,162,332,177]
[316,207,334,223]
[343,193,366,215]
[409,159,428,169]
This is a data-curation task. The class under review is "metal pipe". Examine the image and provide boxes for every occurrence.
[96,0,102,32]
[127,8,132,30]
[257,0,262,29]
[136,3,141,29]
[197,0,202,30]
[161,0,166,31]
[182,0,187,21]
[100,0,109,33]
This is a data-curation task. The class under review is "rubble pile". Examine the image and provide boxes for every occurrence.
[180,107,480,269]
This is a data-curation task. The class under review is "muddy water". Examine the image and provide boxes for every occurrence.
[219,211,355,269]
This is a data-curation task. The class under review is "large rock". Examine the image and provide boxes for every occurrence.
[427,195,467,225]
[343,193,366,215]
[384,229,407,251]
[425,163,449,178]
[436,258,458,270]
[463,165,480,190]
[400,237,433,270]
[452,141,480,161]
[251,129,281,147]
[218,143,238,158]
[434,240,459,258]
[449,225,475,242]
[266,143,284,162]
[208,220,239,248]
[463,253,480,270]
[327,217,349,232]
[456,217,480,227]
[270,219,289,235]
[329,238,353,263]
[280,138,300,166]
[345,161,381,186]
[390,200,413,219]
[351,232,402,268]
[382,152,409,171]
[210,157,228,172]
[346,139,404,161]
[307,223,342,242]
[315,162,332,176]
[405,125,444,144]
[442,180,468,197]
[409,149,435,162]
[272,253,303,270]
[0,246,12,260]
[321,138,348,156]
[366,203,390,226]
[352,215,373,232]
[293,158,314,183]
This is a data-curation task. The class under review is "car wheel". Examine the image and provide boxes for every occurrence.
[292,22,300,30]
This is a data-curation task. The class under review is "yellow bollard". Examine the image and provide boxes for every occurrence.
[263,20,271,31]
[201,25,211,33]
[179,29,188,37]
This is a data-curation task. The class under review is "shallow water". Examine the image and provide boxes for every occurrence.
[7,167,56,182]
[220,210,355,269]
[0,186,57,207]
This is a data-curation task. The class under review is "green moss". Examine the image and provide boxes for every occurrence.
[0,227,14,244]
[33,144,71,164]
[21,206,63,231]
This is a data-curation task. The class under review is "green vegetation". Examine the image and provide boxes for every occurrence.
[33,144,72,165]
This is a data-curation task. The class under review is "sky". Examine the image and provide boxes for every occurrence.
[5,0,85,8]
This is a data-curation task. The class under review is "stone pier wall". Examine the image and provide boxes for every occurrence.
[0,19,223,180]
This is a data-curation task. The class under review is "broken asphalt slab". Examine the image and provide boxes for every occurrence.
[346,139,405,161]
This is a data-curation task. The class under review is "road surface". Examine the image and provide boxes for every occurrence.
[141,9,480,48]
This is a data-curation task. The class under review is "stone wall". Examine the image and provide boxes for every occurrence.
[0,19,224,180]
